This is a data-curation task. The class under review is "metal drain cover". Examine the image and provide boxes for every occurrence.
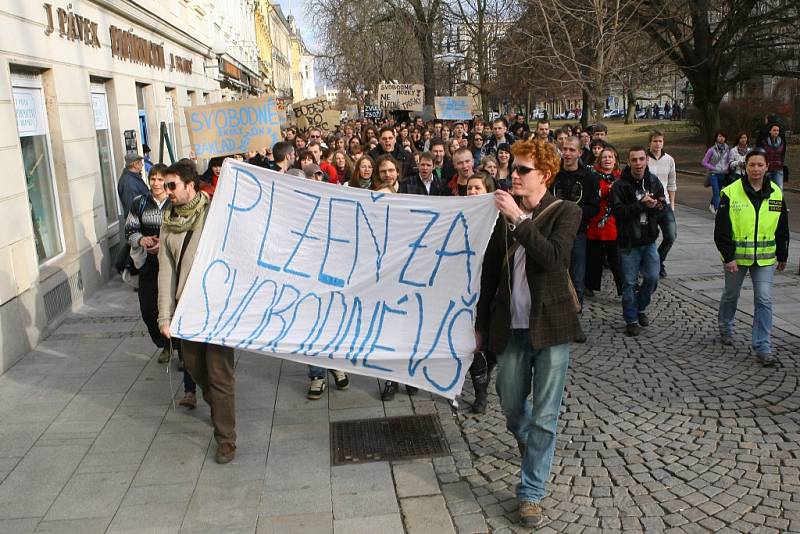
[331,414,450,465]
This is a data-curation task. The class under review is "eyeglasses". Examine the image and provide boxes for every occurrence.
[164,181,179,191]
[474,137,483,141]
[512,164,536,175]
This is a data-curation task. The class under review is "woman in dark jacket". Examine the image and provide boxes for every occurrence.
[475,139,581,527]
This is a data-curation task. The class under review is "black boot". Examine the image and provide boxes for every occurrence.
[381,381,399,401]
[471,371,489,414]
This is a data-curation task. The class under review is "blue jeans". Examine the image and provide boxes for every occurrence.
[709,173,726,210]
[495,330,570,503]
[657,204,677,266]
[570,233,587,305]
[767,170,784,190]
[718,264,775,356]
[619,244,660,325]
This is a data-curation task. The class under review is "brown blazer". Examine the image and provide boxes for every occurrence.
[475,192,582,352]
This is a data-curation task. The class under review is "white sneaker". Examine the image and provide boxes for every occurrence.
[708,204,717,214]
[307,377,326,400]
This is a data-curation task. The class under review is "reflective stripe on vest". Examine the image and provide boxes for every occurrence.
[722,180,782,266]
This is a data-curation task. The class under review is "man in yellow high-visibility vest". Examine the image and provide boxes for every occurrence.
[714,149,789,366]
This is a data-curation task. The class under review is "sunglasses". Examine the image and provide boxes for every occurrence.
[164,181,179,191]
[474,137,483,141]
[512,164,536,175]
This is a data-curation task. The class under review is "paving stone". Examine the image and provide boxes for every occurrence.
[393,461,441,498]
[400,495,456,534]
[256,512,333,534]
[333,512,404,534]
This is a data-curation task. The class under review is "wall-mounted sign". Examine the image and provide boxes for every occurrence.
[170,53,193,75]
[43,3,100,48]
[220,59,242,81]
[109,26,166,69]
[124,129,138,154]
[13,88,46,137]
[91,93,109,130]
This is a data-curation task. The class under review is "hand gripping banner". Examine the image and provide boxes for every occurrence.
[172,161,498,398]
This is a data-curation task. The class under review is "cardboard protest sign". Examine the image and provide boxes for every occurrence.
[378,83,424,111]
[435,96,474,120]
[363,105,381,119]
[185,96,282,158]
[172,160,498,398]
[291,97,340,133]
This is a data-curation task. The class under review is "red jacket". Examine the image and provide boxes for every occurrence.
[320,161,338,184]
[586,167,620,241]
[199,173,219,198]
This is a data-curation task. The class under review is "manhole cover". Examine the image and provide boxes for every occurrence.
[331,414,450,465]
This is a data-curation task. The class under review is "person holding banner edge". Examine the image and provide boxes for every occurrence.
[475,139,582,527]
[158,160,238,465]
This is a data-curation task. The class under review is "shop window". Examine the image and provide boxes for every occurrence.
[12,74,64,264]
[90,83,120,225]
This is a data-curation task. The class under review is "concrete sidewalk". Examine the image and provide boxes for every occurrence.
[0,203,798,534]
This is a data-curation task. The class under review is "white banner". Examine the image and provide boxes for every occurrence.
[172,161,498,398]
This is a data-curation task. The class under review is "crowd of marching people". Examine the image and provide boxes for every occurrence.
[116,111,790,527]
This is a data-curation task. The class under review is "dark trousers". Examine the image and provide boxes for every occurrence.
[181,340,236,445]
[570,233,587,304]
[140,256,196,393]
[585,239,622,294]
[138,255,165,348]
[657,204,677,266]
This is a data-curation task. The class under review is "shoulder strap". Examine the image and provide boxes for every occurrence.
[532,199,563,224]
[175,230,194,289]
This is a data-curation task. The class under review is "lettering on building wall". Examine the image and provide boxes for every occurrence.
[170,53,193,74]
[43,3,100,48]
[109,26,165,69]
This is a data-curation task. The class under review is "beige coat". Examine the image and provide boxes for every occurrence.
[157,202,209,329]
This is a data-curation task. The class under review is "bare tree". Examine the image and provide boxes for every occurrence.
[502,0,665,126]
[310,0,443,111]
[635,0,800,143]
[441,0,518,118]
[310,0,422,107]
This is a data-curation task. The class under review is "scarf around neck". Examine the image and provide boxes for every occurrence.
[162,191,208,233]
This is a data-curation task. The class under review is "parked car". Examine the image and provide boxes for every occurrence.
[603,109,625,119]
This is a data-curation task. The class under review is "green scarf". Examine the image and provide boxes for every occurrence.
[162,192,208,233]
[358,177,372,189]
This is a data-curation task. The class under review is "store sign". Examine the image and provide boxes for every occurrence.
[91,93,109,130]
[220,59,242,81]
[172,160,498,398]
[109,26,166,69]
[185,96,283,158]
[43,3,100,48]
[170,53,193,75]
[13,88,46,137]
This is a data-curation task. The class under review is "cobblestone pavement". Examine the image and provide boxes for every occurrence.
[442,275,800,533]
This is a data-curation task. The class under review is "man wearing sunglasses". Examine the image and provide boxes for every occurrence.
[158,161,238,465]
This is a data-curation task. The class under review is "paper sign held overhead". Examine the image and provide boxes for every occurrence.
[291,97,340,133]
[435,97,474,120]
[185,96,283,159]
[378,84,424,111]
[171,161,499,398]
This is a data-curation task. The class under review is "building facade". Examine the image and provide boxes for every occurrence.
[288,16,316,102]
[268,3,292,99]
[0,0,261,372]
